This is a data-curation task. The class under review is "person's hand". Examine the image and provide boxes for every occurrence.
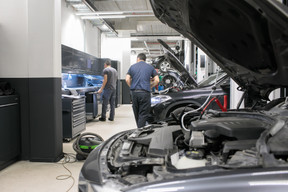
[98,88,103,94]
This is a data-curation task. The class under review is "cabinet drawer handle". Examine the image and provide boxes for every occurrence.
[0,103,18,108]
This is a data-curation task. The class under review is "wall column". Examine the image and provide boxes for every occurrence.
[0,0,63,161]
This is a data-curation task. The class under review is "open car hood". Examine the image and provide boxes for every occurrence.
[150,0,288,100]
[158,39,198,87]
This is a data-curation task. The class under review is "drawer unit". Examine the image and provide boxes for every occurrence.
[62,96,86,141]
[0,95,20,170]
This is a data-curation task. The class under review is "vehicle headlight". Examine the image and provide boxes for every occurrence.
[151,95,172,107]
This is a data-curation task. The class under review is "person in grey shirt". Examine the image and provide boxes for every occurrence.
[97,60,118,121]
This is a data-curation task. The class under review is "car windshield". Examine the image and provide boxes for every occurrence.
[198,71,226,87]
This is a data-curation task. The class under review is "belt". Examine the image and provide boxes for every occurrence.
[132,89,148,92]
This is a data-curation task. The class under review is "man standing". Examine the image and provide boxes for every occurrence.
[126,53,159,128]
[98,60,118,121]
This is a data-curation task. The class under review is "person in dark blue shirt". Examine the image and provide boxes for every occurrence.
[126,53,159,128]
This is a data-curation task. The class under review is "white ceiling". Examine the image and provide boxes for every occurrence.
[65,0,184,58]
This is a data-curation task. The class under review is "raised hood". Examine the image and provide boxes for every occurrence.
[150,0,288,100]
[158,39,198,87]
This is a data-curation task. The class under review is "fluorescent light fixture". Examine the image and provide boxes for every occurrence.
[76,11,124,16]
[76,10,153,16]
[81,14,153,19]
[125,14,154,17]
[66,0,82,2]
[81,15,126,19]
[99,24,109,31]
[130,36,185,41]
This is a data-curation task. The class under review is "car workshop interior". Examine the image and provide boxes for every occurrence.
[1,0,288,192]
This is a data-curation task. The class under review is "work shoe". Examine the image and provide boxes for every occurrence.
[108,118,114,121]
[99,117,106,121]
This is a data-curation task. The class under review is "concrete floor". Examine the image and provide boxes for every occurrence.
[0,104,136,192]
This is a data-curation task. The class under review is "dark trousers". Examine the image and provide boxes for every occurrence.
[101,89,116,120]
[131,91,151,128]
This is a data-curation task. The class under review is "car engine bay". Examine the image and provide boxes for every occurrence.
[104,99,288,186]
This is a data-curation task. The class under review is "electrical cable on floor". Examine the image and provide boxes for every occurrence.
[56,153,77,192]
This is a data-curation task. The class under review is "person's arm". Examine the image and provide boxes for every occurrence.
[150,75,159,88]
[125,74,132,87]
[98,74,107,94]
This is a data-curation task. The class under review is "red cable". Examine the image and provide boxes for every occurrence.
[201,97,217,114]
[201,95,228,114]
[223,95,228,111]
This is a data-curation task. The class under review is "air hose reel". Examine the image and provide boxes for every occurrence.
[73,132,104,160]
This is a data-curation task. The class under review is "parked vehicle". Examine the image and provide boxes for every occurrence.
[79,1,288,191]
[149,39,230,123]
[152,39,198,90]
[149,70,229,123]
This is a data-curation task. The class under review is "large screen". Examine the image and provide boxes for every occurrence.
[61,44,102,75]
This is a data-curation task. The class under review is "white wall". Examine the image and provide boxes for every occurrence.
[28,0,61,78]
[0,0,61,78]
[0,0,28,77]
[61,0,101,57]
[130,54,138,67]
[85,22,101,57]
[101,35,131,79]
[0,0,101,78]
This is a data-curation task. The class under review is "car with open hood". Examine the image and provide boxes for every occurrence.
[151,39,197,90]
[79,0,288,191]
[149,39,230,123]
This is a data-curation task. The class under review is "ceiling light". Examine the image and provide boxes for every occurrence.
[80,14,154,19]
[125,14,154,18]
[76,11,124,16]
[66,0,82,2]
[76,10,153,16]
[98,25,109,31]
[81,15,126,19]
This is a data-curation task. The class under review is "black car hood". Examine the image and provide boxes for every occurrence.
[158,39,198,87]
[150,0,288,100]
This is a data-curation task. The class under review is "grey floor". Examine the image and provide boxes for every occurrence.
[0,104,136,192]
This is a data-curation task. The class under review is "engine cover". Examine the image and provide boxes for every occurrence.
[191,116,271,140]
[128,125,181,157]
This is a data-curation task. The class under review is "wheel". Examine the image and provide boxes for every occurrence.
[156,60,171,72]
[162,74,177,88]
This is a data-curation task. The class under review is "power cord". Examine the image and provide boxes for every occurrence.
[180,88,216,131]
[56,153,78,192]
[180,69,220,131]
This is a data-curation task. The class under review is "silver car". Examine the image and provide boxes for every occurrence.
[79,0,288,191]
